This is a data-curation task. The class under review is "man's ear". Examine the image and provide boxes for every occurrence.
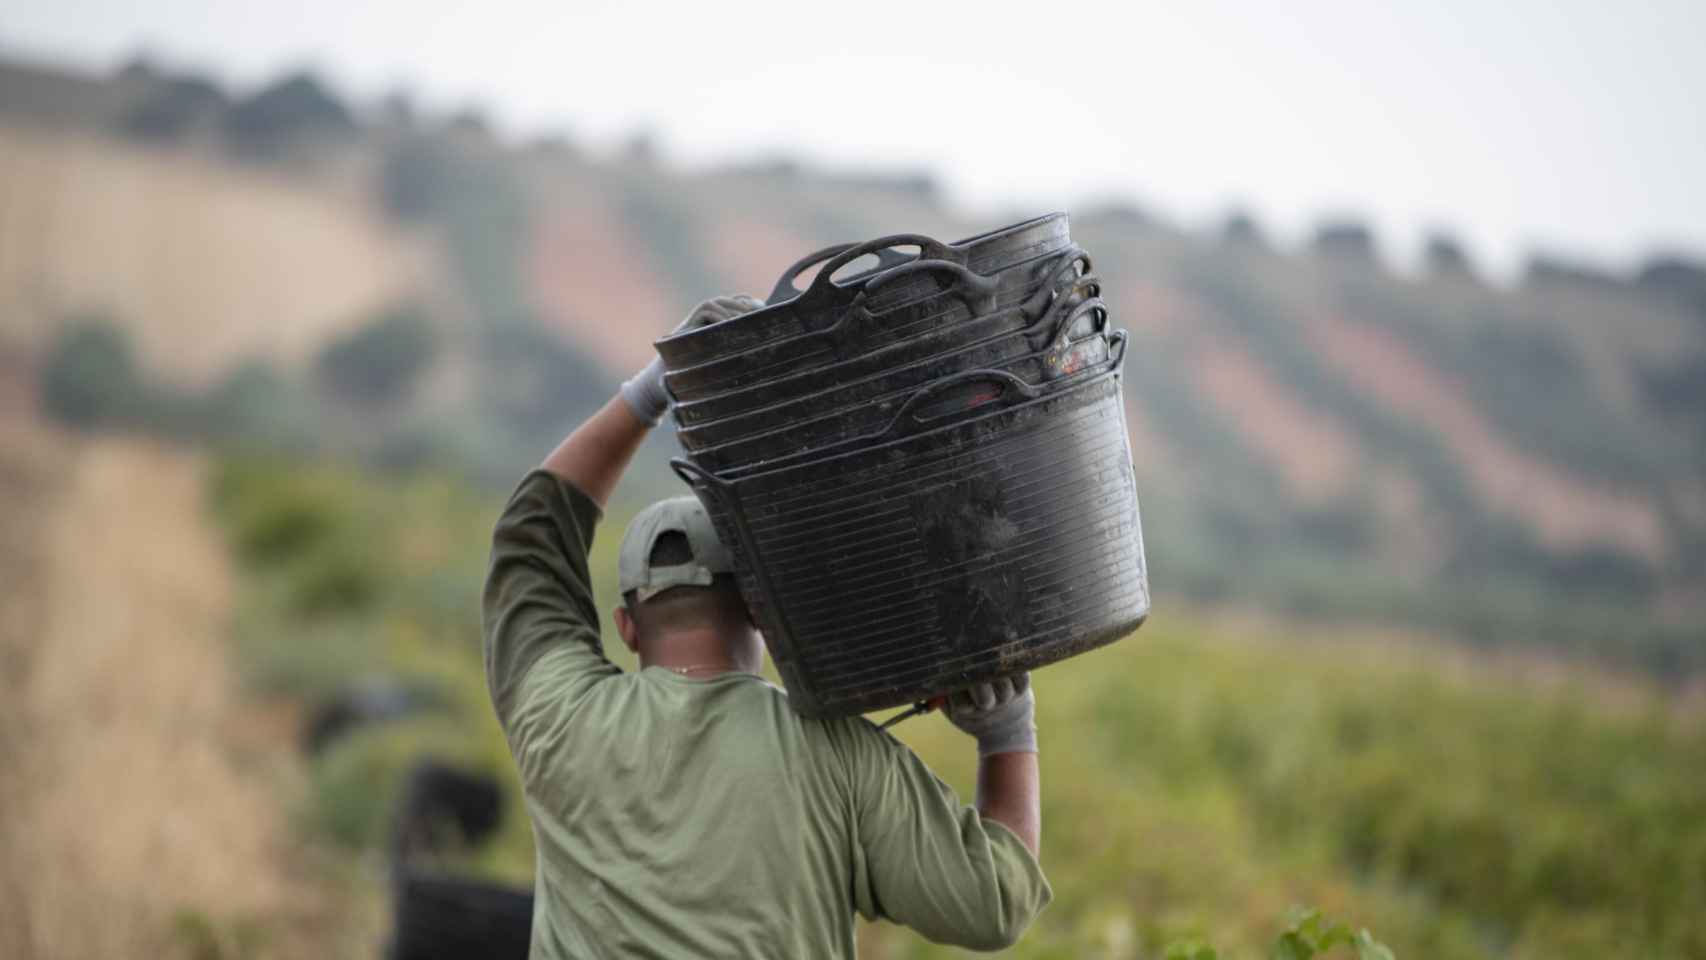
[614,605,639,654]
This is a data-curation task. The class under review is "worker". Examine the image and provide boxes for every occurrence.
[483,296,1050,958]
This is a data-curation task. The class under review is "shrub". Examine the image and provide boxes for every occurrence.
[1423,231,1477,281]
[39,316,146,427]
[1312,220,1381,265]
[377,135,530,321]
[1524,254,1623,292]
[307,718,484,850]
[116,74,226,143]
[221,70,355,159]
[380,136,461,222]
[233,614,381,700]
[203,360,316,449]
[221,476,343,567]
[1220,208,1267,248]
[1268,908,1394,960]
[314,305,439,408]
[283,541,379,616]
[476,319,613,440]
[1634,254,1706,319]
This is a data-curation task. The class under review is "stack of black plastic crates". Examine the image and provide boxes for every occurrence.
[663,213,1148,717]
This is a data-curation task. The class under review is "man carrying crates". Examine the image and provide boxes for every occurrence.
[483,296,1050,957]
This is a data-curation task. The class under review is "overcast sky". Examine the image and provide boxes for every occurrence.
[5,0,1703,275]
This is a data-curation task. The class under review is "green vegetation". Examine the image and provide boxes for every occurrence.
[875,621,1706,959]
[34,305,629,494]
[116,73,225,143]
[1310,221,1380,264]
[212,456,538,875]
[169,907,270,960]
[221,71,356,160]
[39,315,325,451]
[313,303,439,408]
[378,133,530,325]
[474,318,615,442]
[211,457,1706,959]
[1164,908,1392,960]
[39,316,149,427]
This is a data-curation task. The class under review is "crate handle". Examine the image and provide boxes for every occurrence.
[881,368,1042,439]
[797,234,957,309]
[841,259,1000,328]
[767,242,915,306]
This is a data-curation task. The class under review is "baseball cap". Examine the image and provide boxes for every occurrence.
[618,496,738,604]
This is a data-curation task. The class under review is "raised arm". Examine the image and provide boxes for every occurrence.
[543,293,765,504]
[540,395,651,507]
[483,296,761,754]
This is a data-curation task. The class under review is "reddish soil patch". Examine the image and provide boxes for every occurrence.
[1305,311,1668,561]
[527,186,681,372]
[1106,277,1194,339]
[1191,343,1363,504]
[706,217,811,302]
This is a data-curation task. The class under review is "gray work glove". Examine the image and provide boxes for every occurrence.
[945,673,1037,757]
[620,294,764,425]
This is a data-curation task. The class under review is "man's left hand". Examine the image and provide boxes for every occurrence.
[620,295,764,425]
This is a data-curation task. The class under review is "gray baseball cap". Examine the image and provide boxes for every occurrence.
[618,496,738,604]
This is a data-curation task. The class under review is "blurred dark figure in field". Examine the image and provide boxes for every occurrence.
[388,760,531,960]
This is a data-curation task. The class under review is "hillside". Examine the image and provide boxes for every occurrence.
[2,54,1701,675]
[0,122,434,386]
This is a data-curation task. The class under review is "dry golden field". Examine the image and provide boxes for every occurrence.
[0,413,365,959]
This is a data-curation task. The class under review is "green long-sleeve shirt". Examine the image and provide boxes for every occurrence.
[482,470,1051,958]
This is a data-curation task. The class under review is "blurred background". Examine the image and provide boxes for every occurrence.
[1,2,1703,958]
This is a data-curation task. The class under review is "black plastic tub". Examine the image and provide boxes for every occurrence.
[671,343,1148,718]
[674,253,1095,419]
[676,289,1103,449]
[664,245,1085,403]
[655,213,1072,370]
[678,302,1112,474]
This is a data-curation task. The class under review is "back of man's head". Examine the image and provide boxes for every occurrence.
[623,530,749,639]
[617,497,753,649]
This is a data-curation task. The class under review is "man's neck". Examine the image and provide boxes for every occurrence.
[639,629,754,677]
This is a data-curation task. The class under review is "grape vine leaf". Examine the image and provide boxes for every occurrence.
[1355,929,1396,960]
[1164,939,1220,960]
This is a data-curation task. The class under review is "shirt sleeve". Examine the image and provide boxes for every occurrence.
[482,469,621,767]
[829,718,1052,951]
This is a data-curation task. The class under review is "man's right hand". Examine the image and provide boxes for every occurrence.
[945,674,1037,757]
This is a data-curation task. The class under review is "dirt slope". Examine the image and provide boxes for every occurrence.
[528,182,682,371]
[0,123,432,387]
[0,418,354,959]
